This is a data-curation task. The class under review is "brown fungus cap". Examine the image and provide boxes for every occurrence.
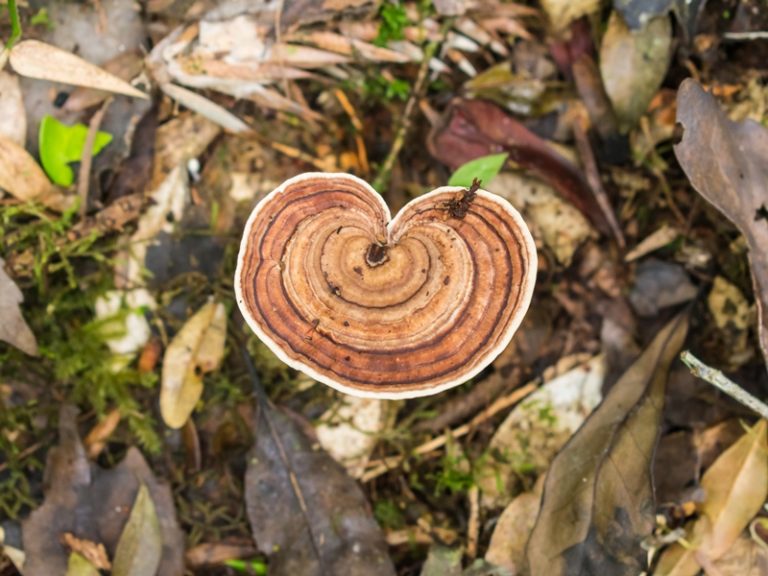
[235,173,537,399]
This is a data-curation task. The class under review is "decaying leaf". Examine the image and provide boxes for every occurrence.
[420,545,463,576]
[526,312,689,575]
[656,419,768,575]
[22,406,184,576]
[541,0,601,32]
[112,484,162,576]
[492,172,596,266]
[245,404,395,576]
[485,481,544,574]
[160,300,227,429]
[316,396,398,478]
[599,12,672,130]
[65,553,100,576]
[0,258,38,356]
[707,276,753,369]
[0,71,26,145]
[428,99,612,236]
[713,534,768,576]
[674,79,768,371]
[0,134,72,211]
[478,355,604,509]
[10,40,147,99]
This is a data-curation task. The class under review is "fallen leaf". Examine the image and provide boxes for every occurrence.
[541,0,601,32]
[64,51,144,112]
[159,83,251,133]
[485,482,544,574]
[22,405,184,576]
[493,172,596,266]
[526,312,689,575]
[613,0,675,29]
[712,534,768,576]
[245,404,395,576]
[61,533,110,570]
[674,79,768,371]
[707,276,753,369]
[656,419,768,575]
[599,12,672,130]
[0,258,38,356]
[0,134,72,211]
[84,409,122,460]
[10,40,147,99]
[628,259,697,317]
[315,395,398,478]
[420,545,463,576]
[160,300,227,429]
[38,115,113,187]
[112,484,162,576]
[478,355,605,509]
[65,553,100,576]
[0,71,26,145]
[428,99,612,236]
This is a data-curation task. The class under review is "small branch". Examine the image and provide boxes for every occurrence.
[77,96,113,217]
[372,21,452,192]
[681,350,768,420]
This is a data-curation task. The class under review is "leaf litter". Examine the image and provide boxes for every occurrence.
[2,1,768,575]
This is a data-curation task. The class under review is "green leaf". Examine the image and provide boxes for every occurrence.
[447,153,508,188]
[38,115,112,186]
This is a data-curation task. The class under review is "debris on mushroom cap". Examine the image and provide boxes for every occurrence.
[235,173,537,399]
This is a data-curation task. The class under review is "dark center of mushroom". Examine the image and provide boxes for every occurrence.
[365,243,389,267]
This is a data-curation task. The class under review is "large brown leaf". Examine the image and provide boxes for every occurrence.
[245,403,395,576]
[674,79,768,370]
[22,406,184,576]
[525,312,689,575]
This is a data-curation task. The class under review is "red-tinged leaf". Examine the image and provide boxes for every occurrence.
[428,99,612,235]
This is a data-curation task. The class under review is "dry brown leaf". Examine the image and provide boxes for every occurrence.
[656,419,768,576]
[526,312,689,576]
[0,71,26,145]
[159,83,251,133]
[84,409,122,459]
[674,79,768,371]
[713,534,768,576]
[160,300,227,429]
[0,135,71,211]
[485,483,543,574]
[10,40,147,99]
[245,404,395,576]
[0,258,38,356]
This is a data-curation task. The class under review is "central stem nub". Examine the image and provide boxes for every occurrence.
[365,243,389,267]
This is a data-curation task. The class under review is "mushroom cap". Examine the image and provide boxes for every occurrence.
[235,172,537,399]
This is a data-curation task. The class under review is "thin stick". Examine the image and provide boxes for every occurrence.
[371,22,451,192]
[681,350,768,420]
[361,381,537,482]
[77,96,113,217]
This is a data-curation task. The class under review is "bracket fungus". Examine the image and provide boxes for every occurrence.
[235,173,537,399]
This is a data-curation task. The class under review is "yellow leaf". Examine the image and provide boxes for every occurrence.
[160,300,227,429]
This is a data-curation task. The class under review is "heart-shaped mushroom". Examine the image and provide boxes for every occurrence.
[235,173,537,399]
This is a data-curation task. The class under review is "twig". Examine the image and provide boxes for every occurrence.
[361,381,537,482]
[681,350,768,420]
[77,96,113,217]
[466,485,480,559]
[371,21,452,192]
